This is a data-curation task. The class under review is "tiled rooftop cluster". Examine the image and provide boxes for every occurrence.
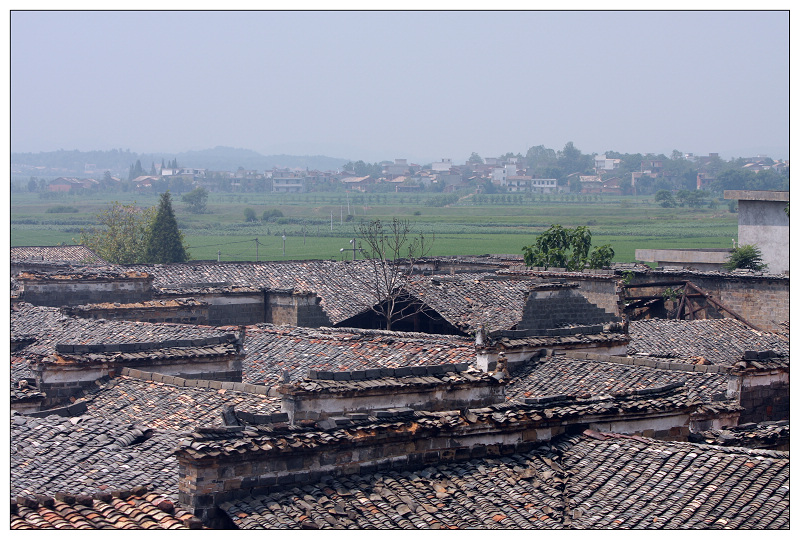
[10,245,107,264]
[627,319,789,367]
[10,303,232,361]
[11,488,203,530]
[73,373,281,431]
[503,354,729,404]
[220,431,789,529]
[10,412,183,500]
[242,324,476,385]
[179,385,715,461]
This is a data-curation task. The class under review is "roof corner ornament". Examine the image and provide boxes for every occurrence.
[492,351,510,380]
[475,324,487,347]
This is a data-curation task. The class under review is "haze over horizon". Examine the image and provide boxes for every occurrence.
[11,11,789,164]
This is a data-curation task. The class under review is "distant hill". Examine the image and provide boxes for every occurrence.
[173,147,350,172]
[11,146,351,178]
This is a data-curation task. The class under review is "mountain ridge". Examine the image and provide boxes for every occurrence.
[11,146,353,177]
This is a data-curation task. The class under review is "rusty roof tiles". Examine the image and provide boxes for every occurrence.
[627,319,789,367]
[10,304,232,361]
[10,412,183,501]
[11,488,203,530]
[75,374,281,431]
[504,355,729,404]
[242,324,476,386]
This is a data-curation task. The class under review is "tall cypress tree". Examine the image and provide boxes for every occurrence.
[145,191,189,263]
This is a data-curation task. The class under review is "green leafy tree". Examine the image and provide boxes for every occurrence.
[522,224,614,270]
[467,152,483,164]
[557,142,593,176]
[181,186,209,214]
[724,244,767,271]
[676,189,709,208]
[525,144,558,170]
[145,191,189,263]
[244,207,257,222]
[78,201,155,264]
[655,190,676,207]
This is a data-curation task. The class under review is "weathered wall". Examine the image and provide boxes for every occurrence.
[736,198,789,274]
[516,285,621,334]
[32,337,245,408]
[199,292,266,326]
[728,370,790,424]
[629,273,789,332]
[280,366,502,423]
[508,268,788,332]
[64,301,209,325]
[17,276,154,307]
[265,292,331,328]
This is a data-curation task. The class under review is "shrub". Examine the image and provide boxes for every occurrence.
[46,205,79,213]
[262,208,284,221]
[724,244,767,271]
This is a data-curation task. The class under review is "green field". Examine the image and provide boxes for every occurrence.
[10,191,738,263]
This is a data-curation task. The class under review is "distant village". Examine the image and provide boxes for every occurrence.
[16,151,789,197]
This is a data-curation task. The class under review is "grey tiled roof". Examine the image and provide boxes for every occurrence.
[75,374,281,431]
[179,387,715,461]
[243,324,476,385]
[130,260,379,324]
[504,355,729,404]
[10,412,184,500]
[10,303,231,360]
[10,245,107,264]
[401,273,533,333]
[220,432,789,529]
[627,319,789,367]
[11,489,203,530]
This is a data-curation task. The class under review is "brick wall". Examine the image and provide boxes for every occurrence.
[516,286,621,334]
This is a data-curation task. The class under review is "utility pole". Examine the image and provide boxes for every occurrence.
[255,238,259,262]
[217,250,221,262]
[282,233,286,256]
[340,238,359,260]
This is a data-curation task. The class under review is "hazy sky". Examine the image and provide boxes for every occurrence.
[11,10,789,163]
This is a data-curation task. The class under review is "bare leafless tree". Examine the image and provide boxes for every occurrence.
[353,218,434,331]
